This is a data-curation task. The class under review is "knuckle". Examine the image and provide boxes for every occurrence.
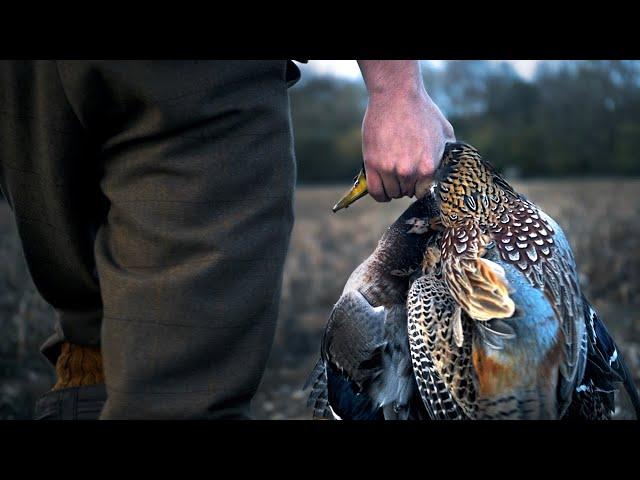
[418,159,436,177]
[366,162,385,177]
[378,161,394,174]
[395,164,415,179]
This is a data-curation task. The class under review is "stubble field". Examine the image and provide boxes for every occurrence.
[1,180,639,419]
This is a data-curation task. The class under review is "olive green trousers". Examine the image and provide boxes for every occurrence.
[0,60,299,419]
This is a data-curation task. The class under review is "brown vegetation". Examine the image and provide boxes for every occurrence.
[1,180,639,419]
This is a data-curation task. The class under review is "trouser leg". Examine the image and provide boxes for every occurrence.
[56,61,297,418]
[1,60,298,419]
[0,60,105,365]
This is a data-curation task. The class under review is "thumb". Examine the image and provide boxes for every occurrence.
[415,133,456,199]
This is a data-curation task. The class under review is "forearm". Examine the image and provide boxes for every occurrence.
[357,60,425,98]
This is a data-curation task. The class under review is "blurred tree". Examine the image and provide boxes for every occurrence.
[289,77,367,183]
[289,60,640,183]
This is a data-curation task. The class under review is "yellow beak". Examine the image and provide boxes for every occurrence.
[332,169,368,213]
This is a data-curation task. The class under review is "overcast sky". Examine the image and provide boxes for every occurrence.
[303,60,540,81]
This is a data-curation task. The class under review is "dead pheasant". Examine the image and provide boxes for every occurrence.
[407,142,640,419]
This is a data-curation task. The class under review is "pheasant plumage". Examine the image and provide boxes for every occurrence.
[407,142,639,419]
[406,255,475,419]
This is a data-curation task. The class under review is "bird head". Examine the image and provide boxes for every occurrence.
[435,142,511,227]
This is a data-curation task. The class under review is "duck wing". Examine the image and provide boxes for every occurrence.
[305,290,387,420]
[565,301,640,419]
[306,289,427,420]
[363,304,427,420]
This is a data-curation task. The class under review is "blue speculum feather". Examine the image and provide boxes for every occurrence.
[325,363,383,420]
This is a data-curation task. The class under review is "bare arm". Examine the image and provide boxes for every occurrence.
[357,60,455,201]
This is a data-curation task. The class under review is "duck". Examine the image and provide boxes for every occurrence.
[408,141,640,419]
[308,141,639,420]
[305,177,442,420]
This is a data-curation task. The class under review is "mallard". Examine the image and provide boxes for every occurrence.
[308,141,639,420]
[305,192,442,420]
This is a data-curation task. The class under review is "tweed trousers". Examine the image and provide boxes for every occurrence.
[0,60,299,419]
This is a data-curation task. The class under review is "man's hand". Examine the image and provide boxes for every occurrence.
[357,60,455,201]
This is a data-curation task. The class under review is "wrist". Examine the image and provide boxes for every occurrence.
[358,60,425,100]
[367,84,430,110]
[367,81,425,102]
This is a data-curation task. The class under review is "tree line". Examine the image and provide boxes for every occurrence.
[289,60,640,182]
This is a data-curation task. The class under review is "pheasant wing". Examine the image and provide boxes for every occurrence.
[407,274,469,419]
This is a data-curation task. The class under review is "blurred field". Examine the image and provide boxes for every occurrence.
[2,180,640,419]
